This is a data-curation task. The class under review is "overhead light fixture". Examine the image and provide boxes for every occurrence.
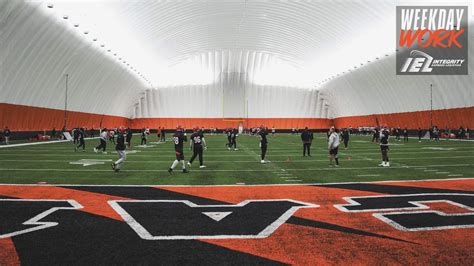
[47,3,53,8]
[100,44,105,47]
[107,49,111,52]
[84,31,89,34]
[63,15,68,19]
[74,24,79,27]
[93,38,97,41]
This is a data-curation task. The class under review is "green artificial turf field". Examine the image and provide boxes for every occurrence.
[0,134,472,185]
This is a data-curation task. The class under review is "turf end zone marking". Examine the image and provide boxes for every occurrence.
[0,199,83,238]
[108,199,319,240]
[334,194,474,231]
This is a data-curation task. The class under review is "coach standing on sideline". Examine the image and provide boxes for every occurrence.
[112,128,126,172]
[328,127,340,167]
[301,127,313,156]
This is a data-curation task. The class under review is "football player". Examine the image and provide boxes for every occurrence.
[188,127,207,168]
[379,125,390,167]
[229,128,238,150]
[418,127,423,142]
[168,126,188,174]
[403,127,409,142]
[328,127,340,167]
[126,127,133,148]
[140,128,148,145]
[341,128,350,150]
[74,128,86,152]
[301,127,313,156]
[112,127,126,172]
[94,128,108,153]
[258,126,269,163]
[3,126,11,145]
[225,128,232,149]
[109,129,116,144]
[160,127,166,142]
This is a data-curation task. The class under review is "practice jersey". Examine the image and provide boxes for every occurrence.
[100,131,107,140]
[173,132,187,150]
[190,132,204,147]
[328,132,340,149]
[230,130,238,139]
[380,130,390,146]
[259,130,268,145]
[115,133,125,151]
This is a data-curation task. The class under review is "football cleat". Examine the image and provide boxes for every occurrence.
[234,148,238,151]
[111,163,115,170]
[378,162,385,167]
[199,165,206,169]
[94,148,98,153]
[168,168,173,175]
[383,162,390,167]
[261,160,265,164]
[182,169,189,173]
[187,162,192,168]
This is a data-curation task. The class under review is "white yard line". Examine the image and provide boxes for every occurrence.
[0,163,472,173]
[1,177,472,187]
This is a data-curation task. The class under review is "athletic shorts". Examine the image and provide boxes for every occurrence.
[380,145,389,151]
[329,147,338,155]
[175,149,184,160]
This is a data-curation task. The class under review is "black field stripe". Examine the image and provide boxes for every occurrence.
[315,183,474,195]
[12,210,285,265]
[287,217,417,244]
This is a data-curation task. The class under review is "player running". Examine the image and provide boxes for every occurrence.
[112,128,126,172]
[328,127,340,167]
[379,126,390,167]
[74,128,86,152]
[168,126,188,174]
[188,127,207,168]
[94,128,108,153]
[228,128,238,151]
[258,126,269,163]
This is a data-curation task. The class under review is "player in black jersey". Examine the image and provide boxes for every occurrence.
[126,128,133,148]
[379,126,390,167]
[225,128,232,149]
[258,126,269,163]
[188,127,207,168]
[228,128,238,151]
[140,128,149,145]
[301,127,313,156]
[112,127,126,172]
[74,128,86,152]
[168,126,188,174]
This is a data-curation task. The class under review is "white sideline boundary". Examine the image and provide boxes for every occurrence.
[0,137,100,149]
[0,177,472,188]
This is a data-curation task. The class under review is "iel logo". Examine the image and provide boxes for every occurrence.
[396,6,468,75]
[400,50,433,73]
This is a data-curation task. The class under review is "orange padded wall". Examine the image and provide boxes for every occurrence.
[334,107,474,129]
[0,103,130,131]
